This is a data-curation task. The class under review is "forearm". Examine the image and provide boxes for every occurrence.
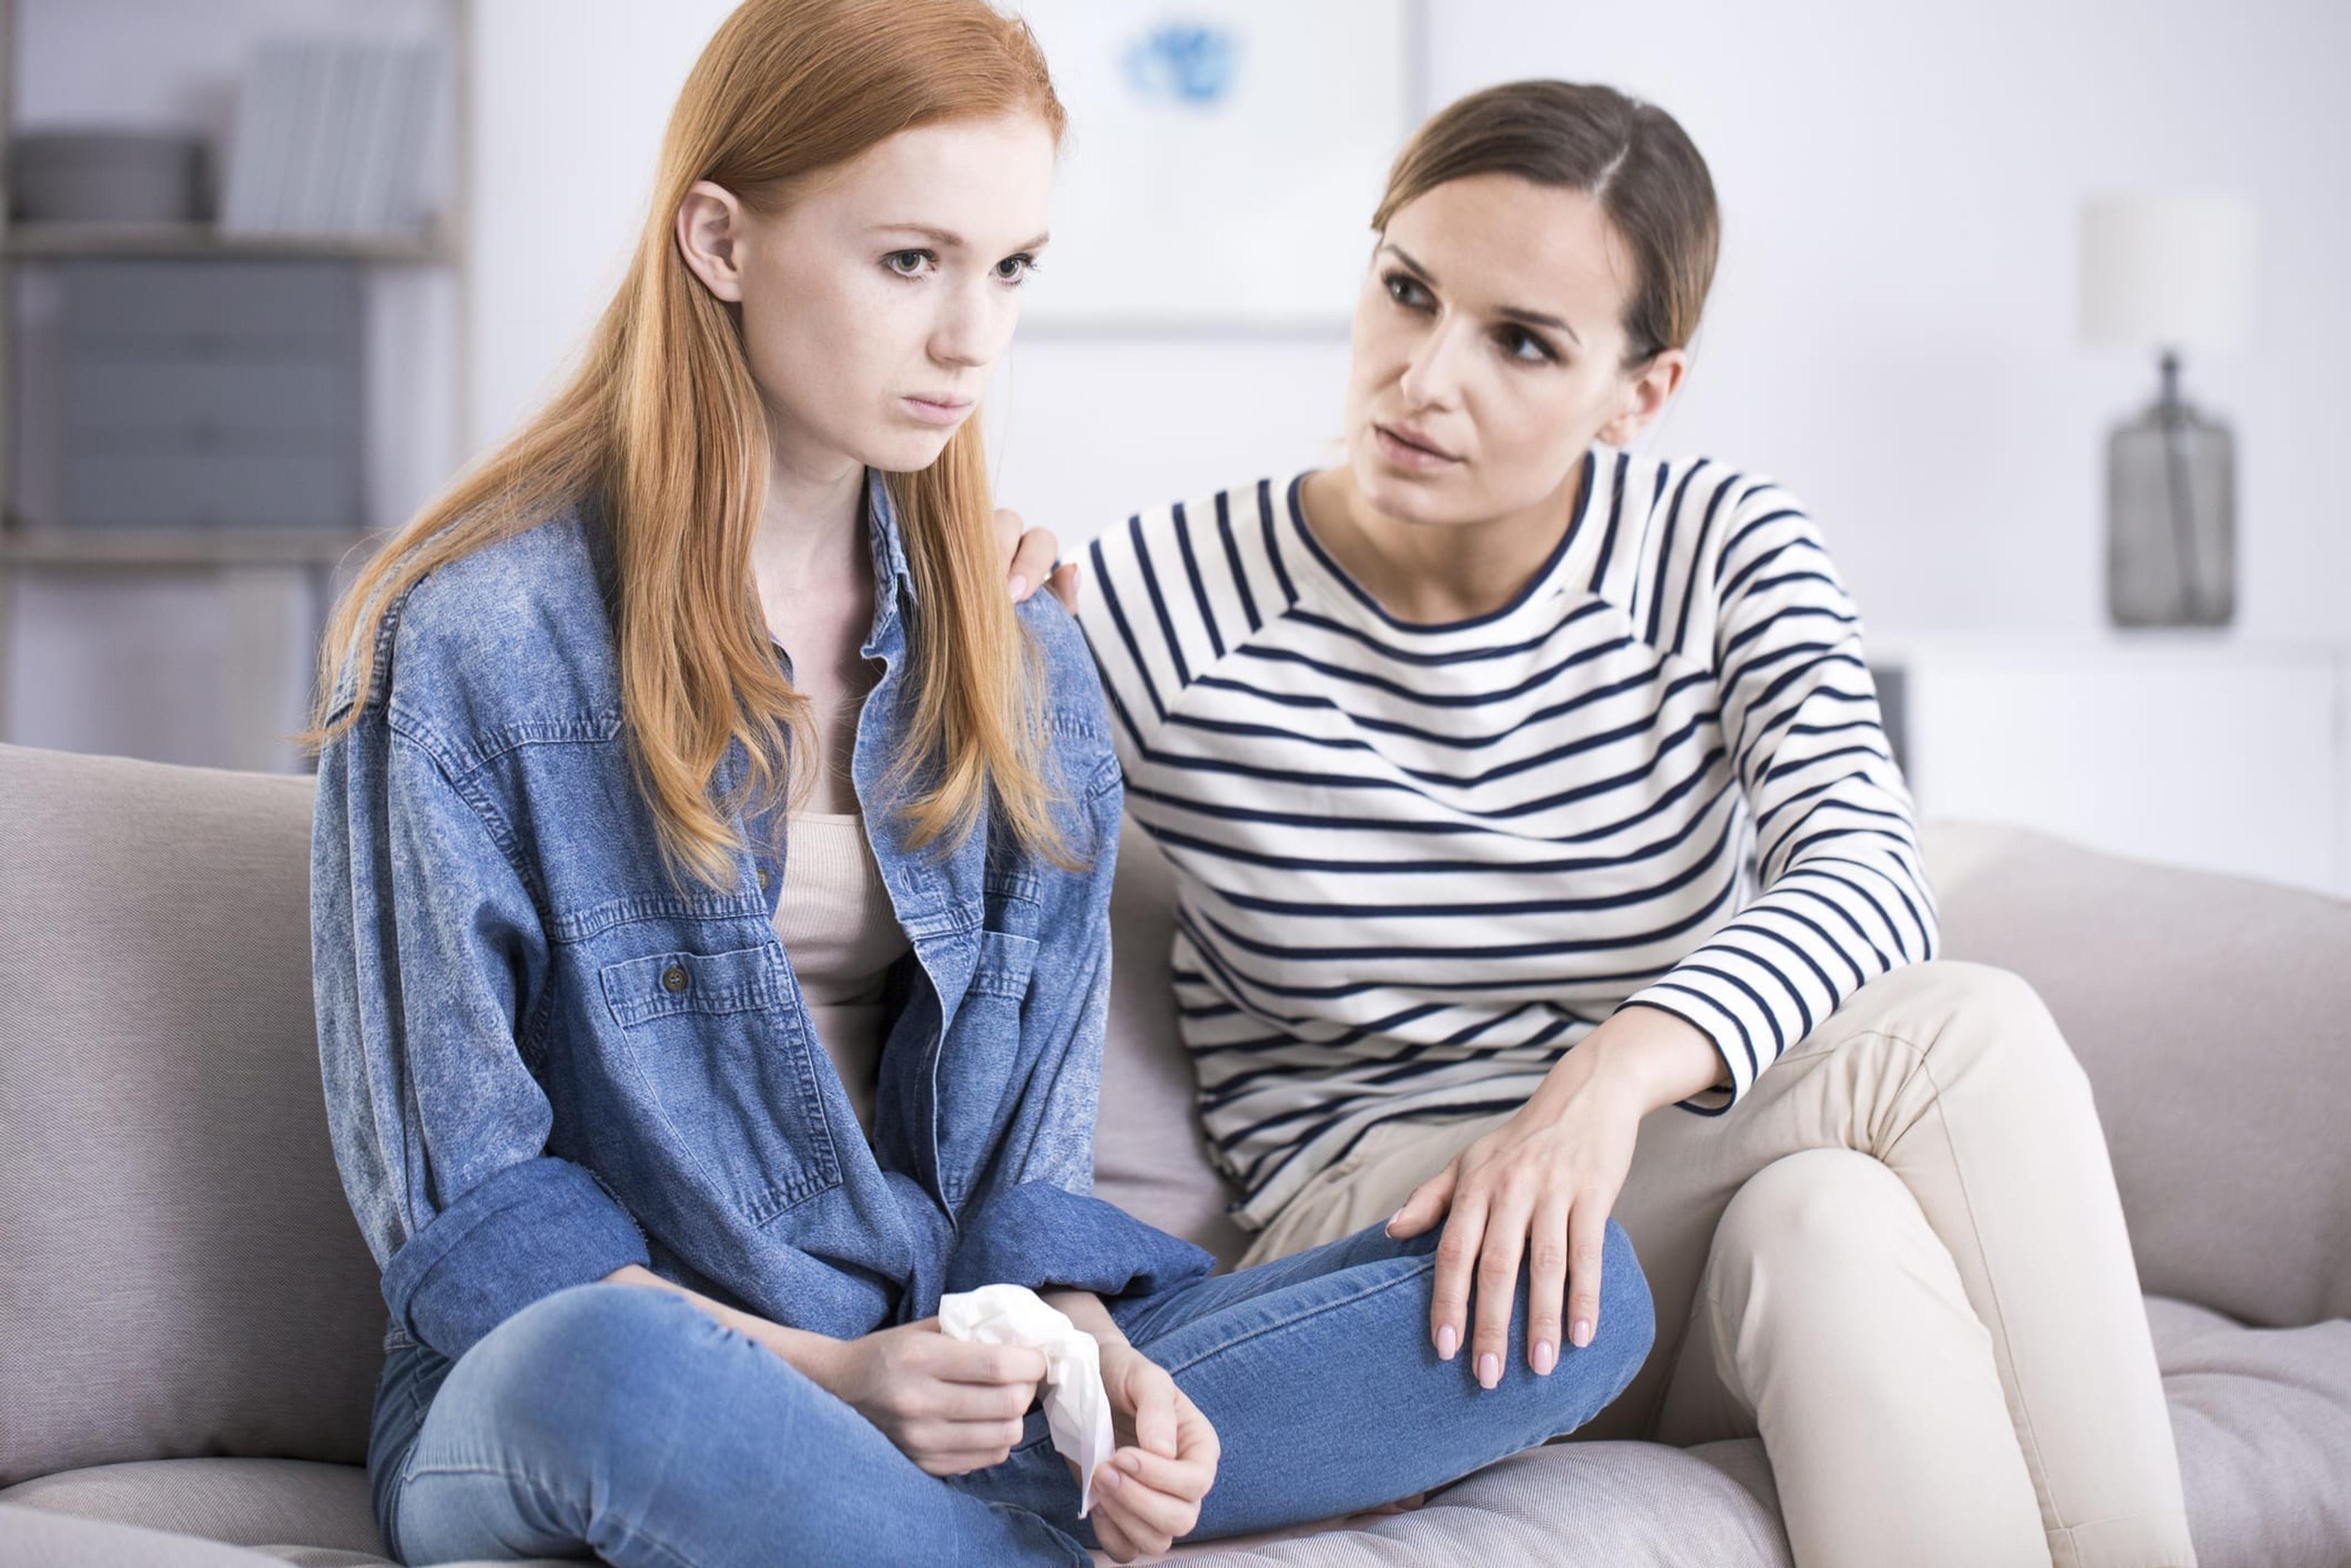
[1550,1002,1731,1117]
[601,1263,847,1387]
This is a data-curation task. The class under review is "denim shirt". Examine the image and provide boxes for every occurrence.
[311,471,1213,1367]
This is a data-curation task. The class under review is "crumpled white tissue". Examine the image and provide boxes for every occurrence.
[937,1283,1117,1515]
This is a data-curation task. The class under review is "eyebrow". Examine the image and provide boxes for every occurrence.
[876,223,1051,252]
[1382,242,1583,347]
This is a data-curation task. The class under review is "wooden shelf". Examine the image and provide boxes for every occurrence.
[3,222,456,265]
[0,523,383,568]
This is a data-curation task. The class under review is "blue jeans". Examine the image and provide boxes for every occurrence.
[373,1219,1653,1566]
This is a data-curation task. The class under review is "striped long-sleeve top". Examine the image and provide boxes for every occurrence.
[1073,447,1938,1230]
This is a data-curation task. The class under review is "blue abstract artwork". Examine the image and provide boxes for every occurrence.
[1122,21,1242,108]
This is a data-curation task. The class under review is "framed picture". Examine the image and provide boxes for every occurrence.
[1010,1,1418,331]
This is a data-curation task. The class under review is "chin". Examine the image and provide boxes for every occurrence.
[859,424,961,476]
[1351,441,1472,527]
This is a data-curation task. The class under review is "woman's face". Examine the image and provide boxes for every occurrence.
[677,114,1056,478]
[1340,173,1681,528]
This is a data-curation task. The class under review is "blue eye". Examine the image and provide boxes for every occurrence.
[884,249,934,277]
[995,252,1038,284]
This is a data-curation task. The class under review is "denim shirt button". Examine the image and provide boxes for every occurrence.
[661,964,689,994]
[757,866,771,891]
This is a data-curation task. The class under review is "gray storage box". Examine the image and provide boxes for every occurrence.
[10,131,208,224]
[58,260,363,529]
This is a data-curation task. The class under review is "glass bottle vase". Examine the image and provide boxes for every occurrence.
[2105,353,2236,628]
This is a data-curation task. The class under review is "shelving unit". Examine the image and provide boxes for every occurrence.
[0,0,473,757]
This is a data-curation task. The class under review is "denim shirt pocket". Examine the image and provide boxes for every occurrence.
[936,928,1042,1204]
[597,942,844,1225]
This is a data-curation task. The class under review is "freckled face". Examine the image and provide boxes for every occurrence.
[1342,173,1646,527]
[728,115,1056,475]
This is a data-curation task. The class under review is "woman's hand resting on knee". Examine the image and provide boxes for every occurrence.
[1384,1004,1728,1386]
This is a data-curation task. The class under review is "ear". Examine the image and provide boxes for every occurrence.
[675,179,751,303]
[1593,347,1688,448]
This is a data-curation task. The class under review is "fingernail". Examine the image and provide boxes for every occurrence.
[1534,1339,1556,1375]
[1436,1324,1458,1360]
[1117,1450,1142,1472]
[1008,574,1029,599]
[1384,1207,1404,1236]
[1572,1318,1593,1349]
[1097,1465,1123,1490]
[1477,1351,1500,1389]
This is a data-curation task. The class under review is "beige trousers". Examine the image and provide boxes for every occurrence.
[1236,961,2195,1568]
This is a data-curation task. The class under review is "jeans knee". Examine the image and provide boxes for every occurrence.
[436,1281,742,1469]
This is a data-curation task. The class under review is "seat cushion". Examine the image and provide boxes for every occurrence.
[0,1460,585,1568]
[2147,1297,2351,1568]
[0,746,388,1488]
[0,1503,298,1568]
[0,1457,383,1555]
[1157,1439,1788,1567]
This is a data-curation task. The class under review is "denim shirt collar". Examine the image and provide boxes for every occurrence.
[861,468,916,654]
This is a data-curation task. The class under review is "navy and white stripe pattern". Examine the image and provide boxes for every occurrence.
[1077,448,1937,1229]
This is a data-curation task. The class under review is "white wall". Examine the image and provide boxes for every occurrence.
[13,0,2347,767]
[1422,0,2351,639]
[467,0,2347,639]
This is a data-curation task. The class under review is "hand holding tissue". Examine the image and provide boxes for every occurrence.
[938,1283,1117,1515]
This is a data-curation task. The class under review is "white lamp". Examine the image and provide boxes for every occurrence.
[2079,192,2257,627]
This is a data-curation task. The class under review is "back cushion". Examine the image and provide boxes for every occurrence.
[1926,822,2351,1328]
[1098,816,1250,1268]
[0,746,382,1485]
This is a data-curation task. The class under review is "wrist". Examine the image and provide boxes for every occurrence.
[1553,1006,1727,1114]
[1041,1288,1130,1350]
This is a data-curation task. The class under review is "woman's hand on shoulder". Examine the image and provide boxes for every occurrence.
[995,507,1082,611]
[1090,1339,1220,1561]
[1384,1005,1725,1385]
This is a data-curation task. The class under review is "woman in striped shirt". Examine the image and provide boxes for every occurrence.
[1054,82,2194,1568]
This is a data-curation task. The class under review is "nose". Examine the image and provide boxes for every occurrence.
[1397,316,1471,413]
[930,274,1014,372]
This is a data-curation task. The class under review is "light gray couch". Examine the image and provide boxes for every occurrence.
[2,740,2347,1568]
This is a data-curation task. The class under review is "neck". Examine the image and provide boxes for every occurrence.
[754,426,869,588]
[1303,458,1587,625]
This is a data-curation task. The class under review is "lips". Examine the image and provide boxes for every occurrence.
[900,393,975,428]
[1373,420,1461,465]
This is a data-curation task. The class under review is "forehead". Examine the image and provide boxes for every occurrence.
[792,114,1056,238]
[1385,173,1634,330]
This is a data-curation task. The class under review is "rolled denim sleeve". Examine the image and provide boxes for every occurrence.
[312,698,648,1361]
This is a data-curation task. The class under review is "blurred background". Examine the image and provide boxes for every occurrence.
[2,0,2344,895]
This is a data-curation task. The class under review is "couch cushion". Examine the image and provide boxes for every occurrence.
[0,1457,383,1555]
[2146,1297,2351,1568]
[1100,814,1250,1267]
[0,1498,571,1568]
[1160,1439,1788,1567]
[1925,822,2351,1327]
[0,1504,294,1568]
[0,746,385,1487]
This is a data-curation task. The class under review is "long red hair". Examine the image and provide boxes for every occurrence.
[309,0,1069,886]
